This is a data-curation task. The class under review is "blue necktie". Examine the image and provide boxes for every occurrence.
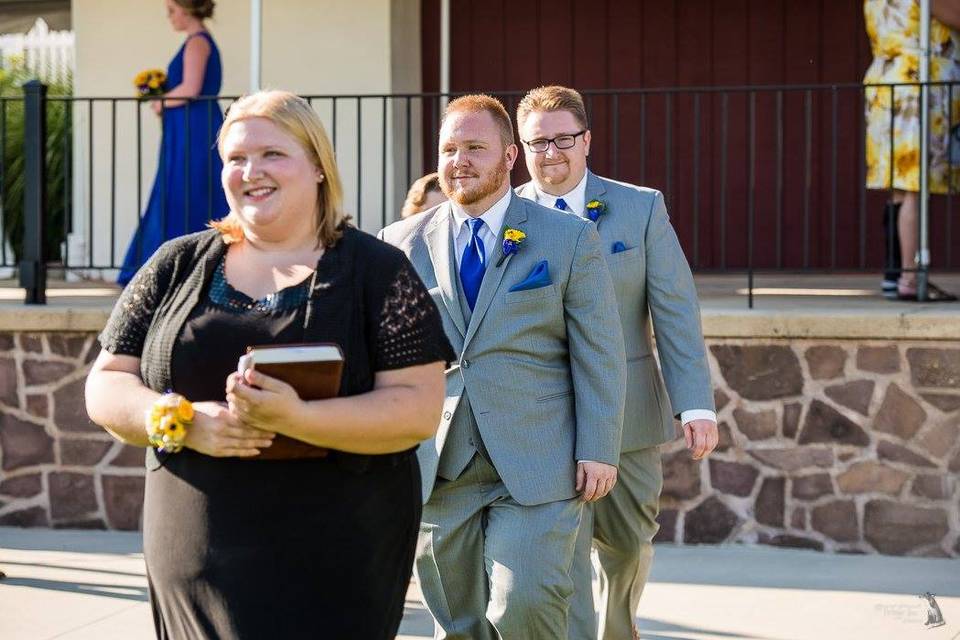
[554,197,568,211]
[459,218,486,310]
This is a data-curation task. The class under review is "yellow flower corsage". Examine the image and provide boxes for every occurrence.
[585,199,608,222]
[145,392,193,453]
[496,228,527,267]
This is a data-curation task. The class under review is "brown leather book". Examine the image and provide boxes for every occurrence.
[238,343,344,460]
[242,342,344,400]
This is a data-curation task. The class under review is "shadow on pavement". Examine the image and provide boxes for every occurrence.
[0,576,148,602]
[0,529,143,555]
[0,559,145,579]
[638,616,783,640]
[393,606,785,640]
[398,602,434,636]
[649,545,960,597]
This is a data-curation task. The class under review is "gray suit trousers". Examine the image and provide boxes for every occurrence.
[417,454,583,640]
[568,447,663,640]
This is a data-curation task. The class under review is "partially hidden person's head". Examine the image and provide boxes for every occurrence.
[438,94,517,212]
[401,173,445,218]
[516,85,591,195]
[166,0,215,31]
[214,90,348,248]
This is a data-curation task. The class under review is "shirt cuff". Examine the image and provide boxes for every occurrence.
[577,460,596,465]
[681,409,717,425]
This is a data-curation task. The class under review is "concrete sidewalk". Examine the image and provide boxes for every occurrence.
[1,528,958,639]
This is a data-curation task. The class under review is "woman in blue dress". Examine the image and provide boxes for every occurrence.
[119,0,229,285]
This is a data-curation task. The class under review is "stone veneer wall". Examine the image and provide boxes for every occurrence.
[656,339,960,558]
[0,330,958,557]
[0,332,146,530]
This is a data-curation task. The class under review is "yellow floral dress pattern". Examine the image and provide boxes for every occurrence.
[864,0,960,192]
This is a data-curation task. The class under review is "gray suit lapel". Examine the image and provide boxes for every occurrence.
[584,170,608,226]
[462,194,528,350]
[425,204,467,338]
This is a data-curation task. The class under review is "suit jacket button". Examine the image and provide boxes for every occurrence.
[462,360,470,369]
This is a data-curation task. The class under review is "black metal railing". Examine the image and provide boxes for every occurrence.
[1,83,958,304]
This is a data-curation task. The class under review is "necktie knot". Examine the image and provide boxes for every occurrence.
[554,197,568,211]
[470,218,484,237]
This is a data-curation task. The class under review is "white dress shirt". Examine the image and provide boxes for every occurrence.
[535,172,716,427]
[450,188,513,270]
[533,171,589,215]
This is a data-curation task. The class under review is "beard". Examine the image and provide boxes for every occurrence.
[441,160,509,206]
[535,158,570,185]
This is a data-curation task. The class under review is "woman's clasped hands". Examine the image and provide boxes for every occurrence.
[181,399,275,457]
[179,369,305,458]
[225,368,305,439]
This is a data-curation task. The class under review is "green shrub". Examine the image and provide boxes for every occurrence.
[1,57,72,263]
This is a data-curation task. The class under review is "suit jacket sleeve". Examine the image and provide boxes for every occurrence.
[644,191,715,415]
[564,222,627,465]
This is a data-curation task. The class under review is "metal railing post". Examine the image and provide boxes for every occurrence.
[918,1,932,300]
[20,80,47,305]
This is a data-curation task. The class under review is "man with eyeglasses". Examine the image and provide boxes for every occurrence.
[516,85,718,640]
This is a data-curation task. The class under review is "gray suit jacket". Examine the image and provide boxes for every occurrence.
[379,193,626,505]
[517,172,714,451]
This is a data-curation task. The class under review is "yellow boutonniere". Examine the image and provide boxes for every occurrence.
[496,227,526,267]
[585,199,608,222]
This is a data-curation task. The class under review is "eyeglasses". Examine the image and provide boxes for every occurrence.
[522,130,587,153]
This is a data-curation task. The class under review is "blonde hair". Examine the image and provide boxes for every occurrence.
[212,90,349,247]
[443,94,515,149]
[401,173,442,218]
[516,85,589,131]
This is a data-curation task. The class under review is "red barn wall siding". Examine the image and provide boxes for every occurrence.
[420,0,959,269]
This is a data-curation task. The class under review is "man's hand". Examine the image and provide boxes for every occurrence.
[576,461,618,502]
[683,419,719,460]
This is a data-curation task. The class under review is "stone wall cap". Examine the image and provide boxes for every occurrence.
[0,305,112,332]
[701,308,960,340]
[0,291,958,340]
[0,306,958,339]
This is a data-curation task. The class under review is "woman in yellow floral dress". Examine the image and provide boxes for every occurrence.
[864,0,960,300]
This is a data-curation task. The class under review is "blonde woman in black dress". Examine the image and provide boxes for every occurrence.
[86,90,453,639]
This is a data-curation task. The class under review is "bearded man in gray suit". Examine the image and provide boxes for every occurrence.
[515,85,719,640]
[379,94,627,639]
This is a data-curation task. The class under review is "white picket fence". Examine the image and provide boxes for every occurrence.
[0,18,74,85]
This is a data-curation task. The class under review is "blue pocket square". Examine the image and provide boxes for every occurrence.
[612,241,629,254]
[509,260,551,292]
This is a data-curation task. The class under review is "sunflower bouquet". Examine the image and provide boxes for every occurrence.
[134,68,167,98]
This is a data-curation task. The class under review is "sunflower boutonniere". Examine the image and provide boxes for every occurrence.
[496,228,526,267]
[585,199,608,222]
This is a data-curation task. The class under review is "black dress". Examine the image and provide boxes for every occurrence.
[99,229,453,639]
